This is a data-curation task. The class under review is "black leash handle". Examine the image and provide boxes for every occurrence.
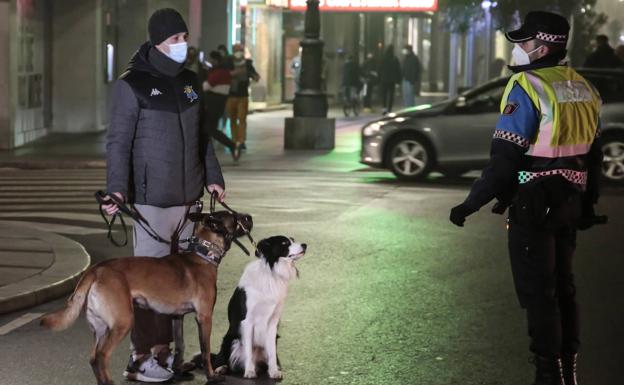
[95,191,130,247]
[95,191,136,218]
[95,190,173,247]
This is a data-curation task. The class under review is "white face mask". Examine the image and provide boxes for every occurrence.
[511,44,542,66]
[167,42,188,63]
[234,51,244,59]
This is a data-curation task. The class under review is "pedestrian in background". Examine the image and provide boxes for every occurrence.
[290,47,302,93]
[103,8,225,382]
[226,43,260,153]
[216,44,232,130]
[401,45,421,108]
[450,11,602,385]
[379,45,401,115]
[217,44,232,68]
[341,54,362,108]
[362,52,379,111]
[203,51,239,161]
[185,45,199,72]
[490,57,507,78]
[584,34,623,68]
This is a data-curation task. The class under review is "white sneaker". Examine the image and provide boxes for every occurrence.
[162,352,196,379]
[123,355,174,383]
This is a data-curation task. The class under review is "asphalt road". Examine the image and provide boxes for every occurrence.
[0,165,622,385]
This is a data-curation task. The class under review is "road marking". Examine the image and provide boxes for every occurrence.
[0,313,43,336]
[0,212,103,223]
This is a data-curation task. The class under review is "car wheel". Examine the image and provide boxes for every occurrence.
[602,134,624,183]
[386,134,433,181]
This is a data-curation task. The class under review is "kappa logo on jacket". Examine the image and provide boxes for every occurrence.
[150,88,163,96]
[184,85,198,103]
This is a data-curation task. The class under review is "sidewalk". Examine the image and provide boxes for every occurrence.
[0,221,90,314]
[0,107,378,173]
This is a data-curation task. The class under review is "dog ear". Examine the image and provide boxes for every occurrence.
[255,239,270,258]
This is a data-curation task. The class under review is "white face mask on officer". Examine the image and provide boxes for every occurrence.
[167,42,188,63]
[512,43,543,66]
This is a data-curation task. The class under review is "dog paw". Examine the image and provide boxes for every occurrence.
[268,368,283,380]
[214,365,228,375]
[243,369,257,378]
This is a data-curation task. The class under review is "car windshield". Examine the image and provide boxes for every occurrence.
[460,77,509,100]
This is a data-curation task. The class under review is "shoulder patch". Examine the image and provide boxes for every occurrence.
[503,102,519,115]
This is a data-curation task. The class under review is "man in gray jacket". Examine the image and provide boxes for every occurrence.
[102,8,225,383]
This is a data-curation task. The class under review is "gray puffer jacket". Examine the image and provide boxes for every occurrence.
[107,42,224,207]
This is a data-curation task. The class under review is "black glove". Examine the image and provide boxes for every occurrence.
[577,203,596,231]
[450,203,477,227]
[491,200,508,215]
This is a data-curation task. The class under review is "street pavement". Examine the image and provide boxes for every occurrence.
[0,109,622,385]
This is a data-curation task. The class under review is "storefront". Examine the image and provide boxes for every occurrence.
[0,0,51,149]
[240,0,287,108]
[284,0,440,104]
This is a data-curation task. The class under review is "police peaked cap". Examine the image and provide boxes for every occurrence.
[505,11,570,45]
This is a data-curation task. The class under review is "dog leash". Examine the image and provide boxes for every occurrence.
[95,191,193,251]
[208,191,257,256]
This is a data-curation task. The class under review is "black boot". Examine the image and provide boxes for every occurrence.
[561,354,578,385]
[531,355,564,385]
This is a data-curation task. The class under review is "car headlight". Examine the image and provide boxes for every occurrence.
[363,123,381,137]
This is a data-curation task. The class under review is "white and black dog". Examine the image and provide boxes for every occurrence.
[211,236,307,379]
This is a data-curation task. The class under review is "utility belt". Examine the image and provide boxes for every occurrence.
[509,175,582,227]
[518,168,587,188]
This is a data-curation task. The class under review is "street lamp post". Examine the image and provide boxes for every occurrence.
[284,0,336,150]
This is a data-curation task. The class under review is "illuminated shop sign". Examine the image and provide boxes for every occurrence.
[245,0,290,7]
[288,0,438,12]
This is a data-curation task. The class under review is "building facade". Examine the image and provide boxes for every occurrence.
[0,0,235,149]
[0,0,507,148]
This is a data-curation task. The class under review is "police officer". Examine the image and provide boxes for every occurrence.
[449,11,603,385]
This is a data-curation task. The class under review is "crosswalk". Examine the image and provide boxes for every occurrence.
[0,167,395,238]
[0,169,109,236]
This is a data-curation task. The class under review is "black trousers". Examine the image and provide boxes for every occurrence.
[203,91,235,151]
[508,190,582,357]
[132,308,173,354]
[363,82,375,108]
[380,83,396,112]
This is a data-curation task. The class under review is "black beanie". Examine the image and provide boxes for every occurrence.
[148,8,188,46]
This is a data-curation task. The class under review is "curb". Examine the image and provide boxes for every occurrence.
[0,221,91,314]
[249,103,291,113]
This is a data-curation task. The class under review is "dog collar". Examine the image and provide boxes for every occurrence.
[188,239,225,266]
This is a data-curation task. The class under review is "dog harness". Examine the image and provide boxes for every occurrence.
[188,238,225,266]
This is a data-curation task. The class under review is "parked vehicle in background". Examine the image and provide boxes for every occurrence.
[360,68,624,184]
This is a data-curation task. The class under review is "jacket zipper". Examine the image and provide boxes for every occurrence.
[171,78,186,202]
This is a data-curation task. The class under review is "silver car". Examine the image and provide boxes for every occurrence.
[360,68,624,184]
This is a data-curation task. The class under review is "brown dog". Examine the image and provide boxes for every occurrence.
[40,210,252,385]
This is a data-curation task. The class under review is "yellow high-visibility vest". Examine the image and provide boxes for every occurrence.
[500,66,601,159]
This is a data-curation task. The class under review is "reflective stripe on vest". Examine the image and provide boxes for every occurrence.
[500,66,601,159]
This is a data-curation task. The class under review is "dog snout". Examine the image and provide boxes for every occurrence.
[301,243,307,251]
[240,214,253,229]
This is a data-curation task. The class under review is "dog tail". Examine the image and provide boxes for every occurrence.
[40,270,96,331]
